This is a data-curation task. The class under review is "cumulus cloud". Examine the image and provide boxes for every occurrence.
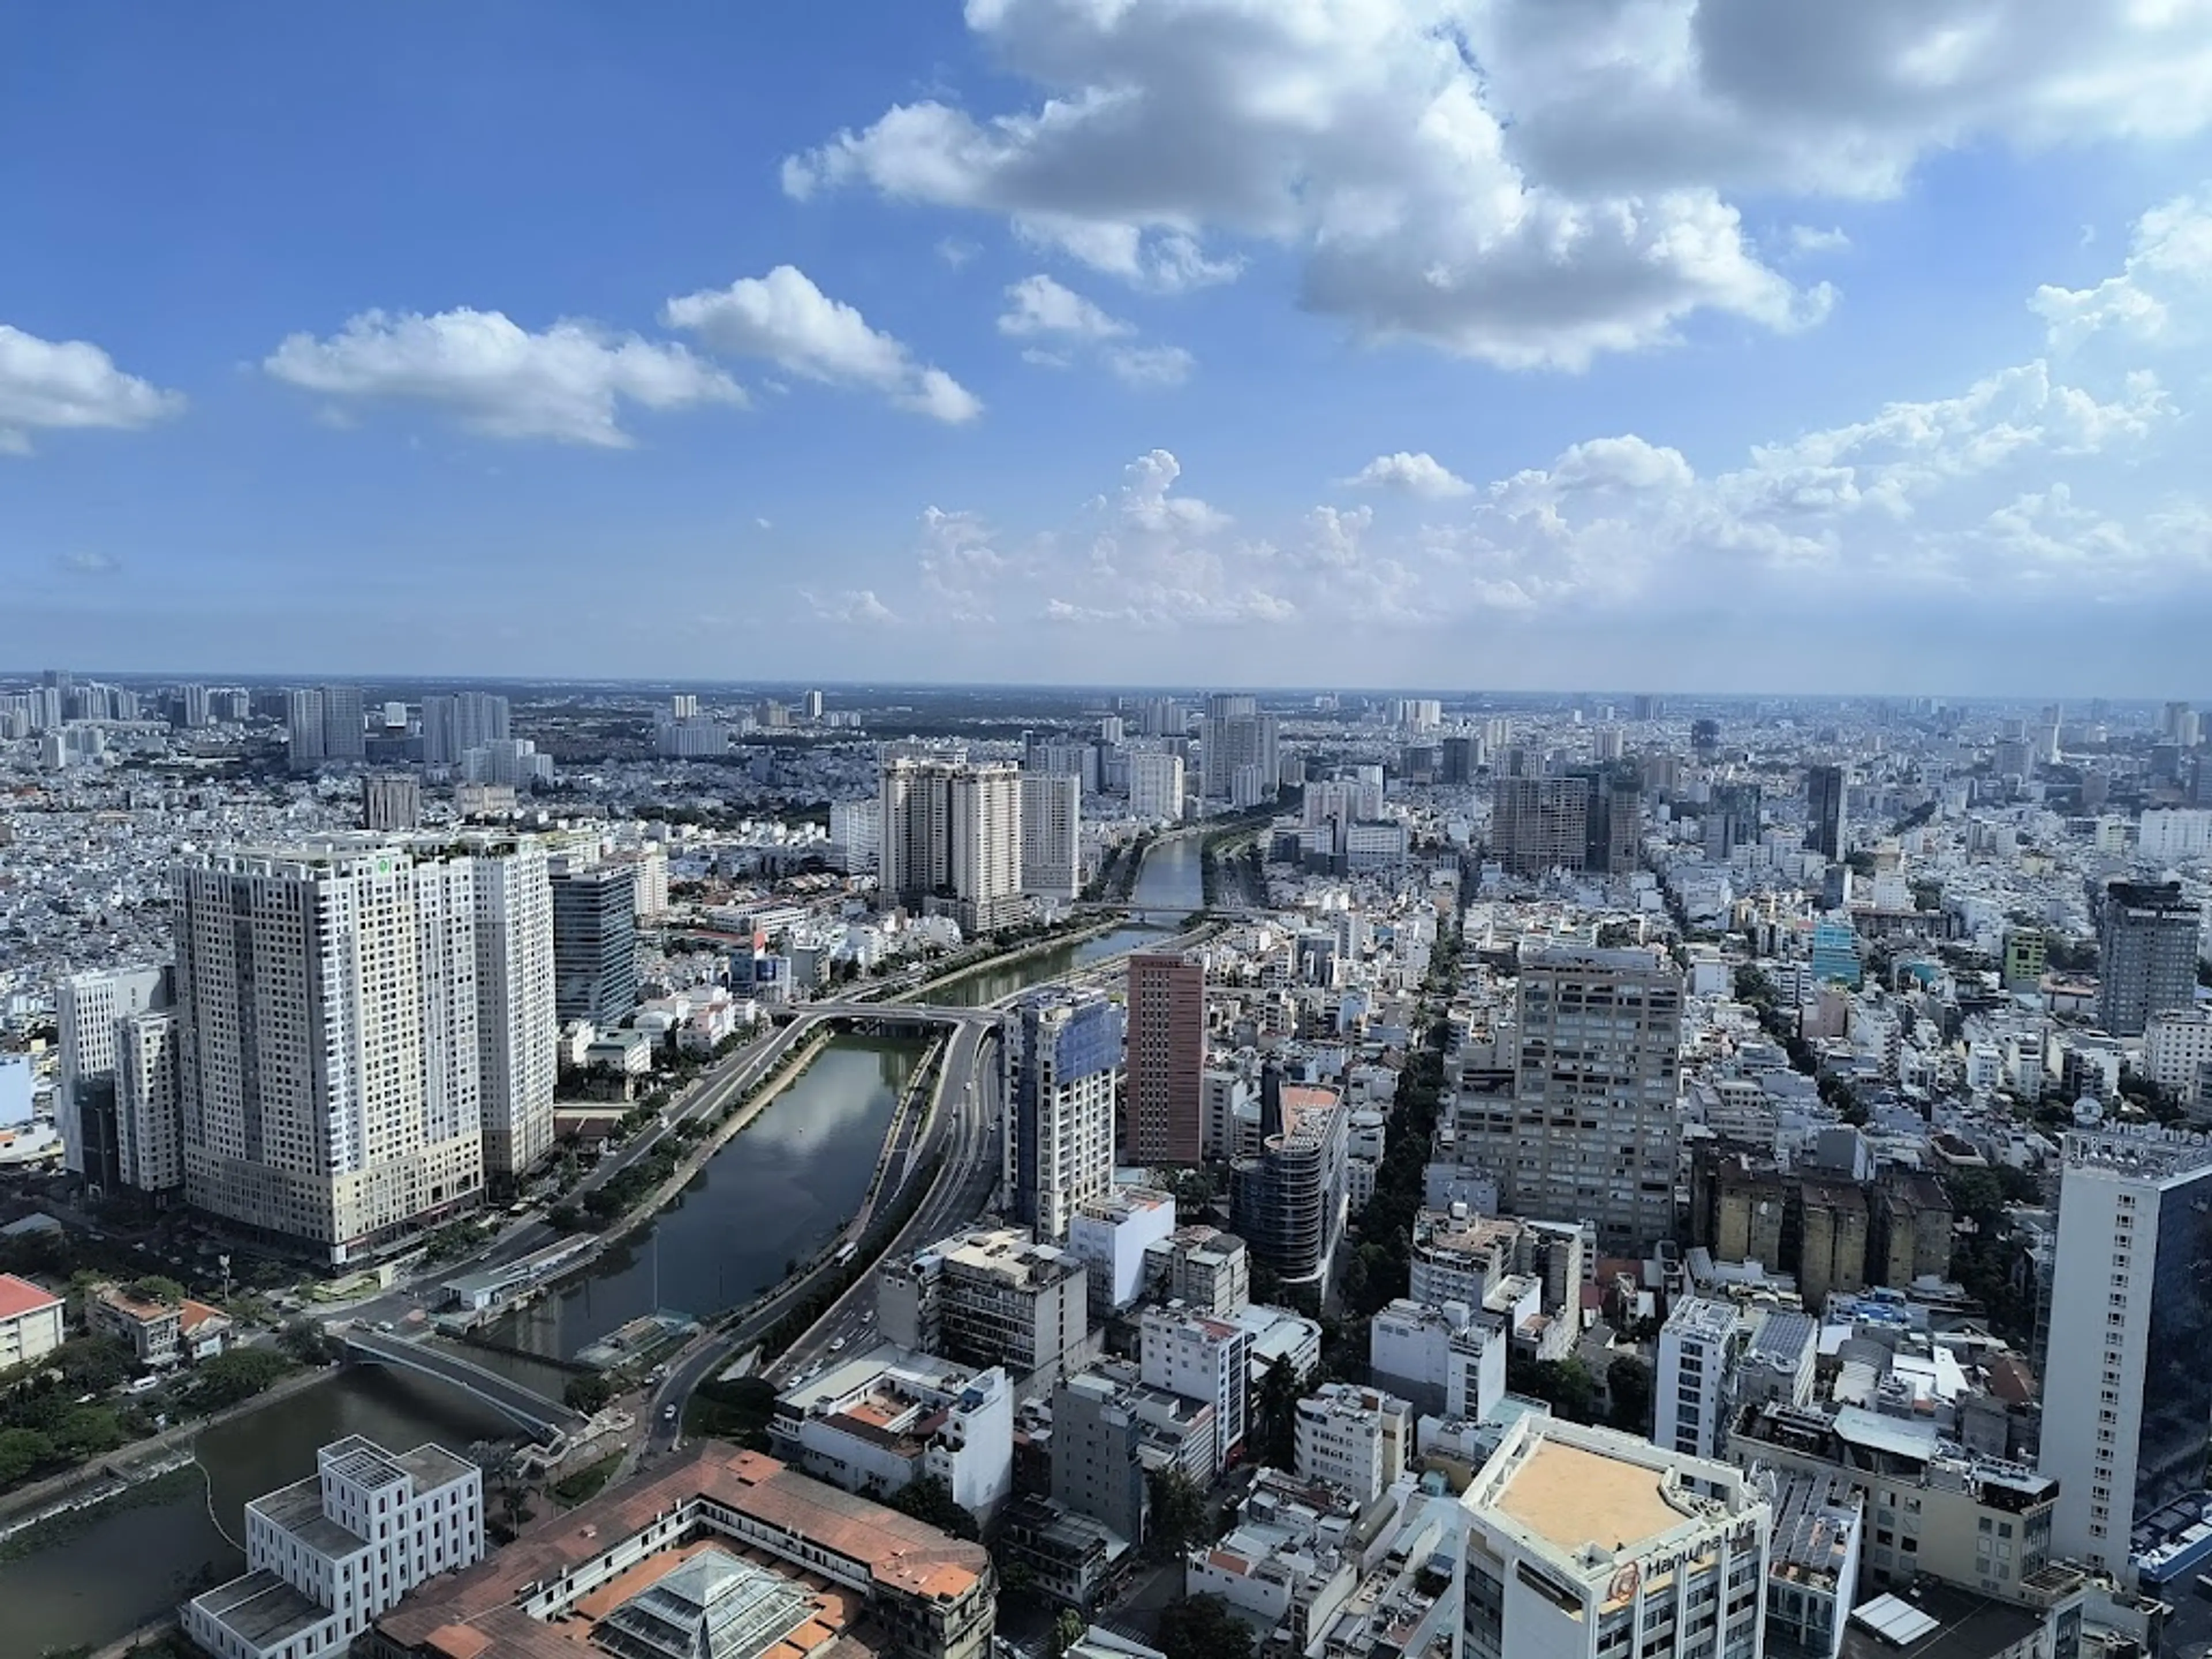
[802,588,897,625]
[1343,452,1474,499]
[783,0,2212,369]
[664,266,982,422]
[2032,190,2212,350]
[998,275,1132,339]
[0,323,183,454]
[1786,226,1853,256]
[1103,344,1194,387]
[264,308,739,446]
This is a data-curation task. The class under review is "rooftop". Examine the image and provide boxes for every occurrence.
[0,1272,61,1321]
[191,1569,331,1649]
[1488,1436,1688,1558]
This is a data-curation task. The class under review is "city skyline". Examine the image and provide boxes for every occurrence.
[3,6,2210,690]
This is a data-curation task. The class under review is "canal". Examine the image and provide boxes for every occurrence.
[4,1366,514,1658]
[5,840,1211,1654]
[483,1036,927,1364]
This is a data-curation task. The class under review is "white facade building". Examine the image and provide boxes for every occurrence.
[831,798,881,873]
[183,1435,483,1659]
[116,1009,183,1194]
[1007,988,1124,1241]
[1020,771,1082,901]
[2142,1008,2212,1112]
[1067,1187,1177,1314]
[1656,1297,1741,1461]
[880,758,1025,935]
[1459,1417,1770,1659]
[57,964,169,1184]
[1368,1298,1508,1425]
[172,836,556,1260]
[1140,1304,1252,1473]
[2040,1128,2212,1577]
[769,1347,1015,1525]
[1128,752,1186,824]
[1294,1382,1411,1504]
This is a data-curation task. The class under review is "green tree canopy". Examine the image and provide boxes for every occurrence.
[1157,1595,1255,1659]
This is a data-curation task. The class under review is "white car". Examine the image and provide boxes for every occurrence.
[830,1337,847,1351]
[663,1404,677,1421]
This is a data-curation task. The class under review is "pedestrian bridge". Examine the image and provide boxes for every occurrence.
[340,1326,587,1440]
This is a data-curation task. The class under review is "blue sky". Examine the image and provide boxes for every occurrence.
[5,1,2211,693]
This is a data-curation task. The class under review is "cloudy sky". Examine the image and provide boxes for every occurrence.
[5,2,2211,694]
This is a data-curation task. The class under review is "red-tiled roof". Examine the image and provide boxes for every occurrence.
[0,1272,62,1321]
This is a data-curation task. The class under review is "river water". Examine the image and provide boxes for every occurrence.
[11,843,1205,1654]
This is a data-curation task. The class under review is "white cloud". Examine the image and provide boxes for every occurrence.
[0,323,184,454]
[1104,344,1194,387]
[57,548,121,575]
[264,308,738,446]
[1343,451,1474,499]
[664,266,982,423]
[785,0,2212,369]
[802,587,897,625]
[998,274,1132,339]
[1786,225,1852,256]
[2032,189,2212,350]
[935,237,982,268]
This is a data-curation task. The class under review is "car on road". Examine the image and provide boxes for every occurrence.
[663,1404,677,1421]
[830,1337,846,1351]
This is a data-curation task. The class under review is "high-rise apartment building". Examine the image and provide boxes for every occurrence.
[2040,1127,2212,1577]
[1804,763,1847,859]
[1481,948,1683,1253]
[180,683,211,728]
[171,840,509,1258]
[1006,987,1123,1240]
[320,684,366,763]
[421,691,512,766]
[470,838,558,1181]
[1489,776,1589,876]
[285,688,326,769]
[1229,1075,1347,1286]
[1459,1418,1770,1659]
[57,965,172,1191]
[2097,880,2200,1037]
[1199,703,1279,802]
[1127,751,1185,823]
[1126,953,1205,1165]
[878,757,1025,935]
[830,798,880,873]
[1018,771,1081,901]
[1440,734,1479,785]
[550,861,639,1027]
[1707,781,1763,861]
[115,1010,183,1196]
[1654,1297,1740,1460]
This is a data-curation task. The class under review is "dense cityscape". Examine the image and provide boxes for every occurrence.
[2,673,2210,1659]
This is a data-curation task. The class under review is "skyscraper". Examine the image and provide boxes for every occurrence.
[1126,953,1205,1165]
[115,1010,182,1196]
[550,861,640,1027]
[2040,1127,2212,1576]
[422,691,512,766]
[2097,881,2200,1037]
[1198,701,1279,802]
[1804,763,1847,859]
[171,839,528,1259]
[1006,986,1123,1240]
[1486,948,1683,1253]
[1706,781,1763,860]
[286,688,326,769]
[1489,775,1589,876]
[878,757,1024,935]
[57,965,172,1191]
[1127,751,1185,823]
[471,838,558,1181]
[1018,771,1081,901]
[320,684,366,763]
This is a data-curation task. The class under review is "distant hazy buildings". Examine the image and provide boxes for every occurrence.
[879,756,1024,935]
[421,691,510,766]
[1199,695,1279,805]
[362,773,422,832]
[1490,775,1588,877]
[1126,953,1205,1165]
[1804,763,1847,859]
